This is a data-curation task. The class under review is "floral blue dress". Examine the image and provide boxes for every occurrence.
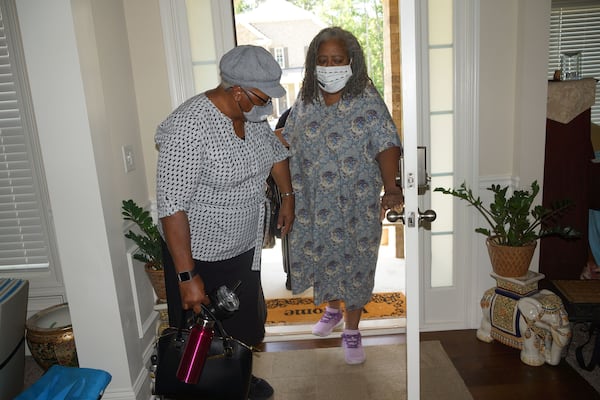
[283,83,401,310]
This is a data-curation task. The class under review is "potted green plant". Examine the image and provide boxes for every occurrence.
[121,199,165,301]
[434,181,578,277]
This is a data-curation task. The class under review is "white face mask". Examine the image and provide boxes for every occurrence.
[238,89,273,122]
[243,103,273,122]
[316,64,352,94]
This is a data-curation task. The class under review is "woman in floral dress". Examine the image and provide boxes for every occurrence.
[283,27,403,364]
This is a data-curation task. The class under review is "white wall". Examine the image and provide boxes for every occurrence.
[123,0,173,203]
[472,0,552,327]
[478,0,550,182]
[478,0,518,178]
[16,0,161,397]
[513,0,551,189]
[478,0,551,184]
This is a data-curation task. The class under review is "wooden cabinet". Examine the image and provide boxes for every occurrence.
[540,79,600,279]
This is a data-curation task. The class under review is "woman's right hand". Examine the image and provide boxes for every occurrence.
[179,275,210,315]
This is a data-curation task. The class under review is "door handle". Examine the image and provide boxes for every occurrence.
[386,208,437,227]
[418,209,437,223]
[386,209,405,224]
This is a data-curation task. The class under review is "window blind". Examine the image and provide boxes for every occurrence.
[0,2,53,271]
[548,2,600,124]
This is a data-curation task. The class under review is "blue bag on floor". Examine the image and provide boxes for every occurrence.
[16,365,111,400]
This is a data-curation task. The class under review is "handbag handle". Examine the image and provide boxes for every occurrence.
[170,305,254,357]
[177,305,230,339]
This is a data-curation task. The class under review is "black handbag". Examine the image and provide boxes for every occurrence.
[152,307,254,399]
[263,175,281,249]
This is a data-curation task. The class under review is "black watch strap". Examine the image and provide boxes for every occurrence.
[177,270,197,282]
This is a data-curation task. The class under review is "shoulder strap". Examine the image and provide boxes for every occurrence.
[575,323,600,371]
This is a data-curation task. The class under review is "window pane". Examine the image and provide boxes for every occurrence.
[431,234,453,287]
[431,175,453,233]
[429,0,453,46]
[192,64,219,94]
[187,0,218,94]
[186,0,217,61]
[0,2,53,271]
[429,0,454,291]
[430,113,453,174]
[274,47,285,68]
[429,48,454,112]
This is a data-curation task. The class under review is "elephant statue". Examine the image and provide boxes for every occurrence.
[477,288,572,366]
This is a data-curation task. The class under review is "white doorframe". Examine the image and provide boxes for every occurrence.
[417,0,480,331]
[453,0,481,330]
[158,0,235,108]
[401,0,480,397]
[399,0,422,398]
[416,0,481,333]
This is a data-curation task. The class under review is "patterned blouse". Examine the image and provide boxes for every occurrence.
[156,93,289,270]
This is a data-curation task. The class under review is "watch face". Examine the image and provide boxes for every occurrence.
[178,271,194,282]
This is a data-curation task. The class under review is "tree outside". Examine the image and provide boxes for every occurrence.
[233,0,385,97]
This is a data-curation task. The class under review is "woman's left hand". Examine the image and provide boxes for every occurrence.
[278,196,295,236]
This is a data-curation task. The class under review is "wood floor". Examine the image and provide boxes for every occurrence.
[257,329,600,400]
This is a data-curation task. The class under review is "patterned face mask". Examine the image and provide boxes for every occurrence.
[316,64,353,94]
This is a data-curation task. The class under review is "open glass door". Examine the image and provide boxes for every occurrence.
[398,0,421,397]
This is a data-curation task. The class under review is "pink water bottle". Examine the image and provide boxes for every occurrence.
[176,317,215,384]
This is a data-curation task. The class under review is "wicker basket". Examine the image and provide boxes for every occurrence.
[145,264,167,302]
[486,237,536,277]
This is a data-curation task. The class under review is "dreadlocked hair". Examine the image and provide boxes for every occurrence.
[300,26,370,105]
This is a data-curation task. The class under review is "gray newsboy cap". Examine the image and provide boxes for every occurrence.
[220,45,286,98]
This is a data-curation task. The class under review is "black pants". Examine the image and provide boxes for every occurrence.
[162,240,267,346]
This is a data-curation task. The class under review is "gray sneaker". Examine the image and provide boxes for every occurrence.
[248,376,274,400]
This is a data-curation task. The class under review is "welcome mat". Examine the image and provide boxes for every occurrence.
[265,292,405,325]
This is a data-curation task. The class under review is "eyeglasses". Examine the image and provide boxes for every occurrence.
[243,89,272,106]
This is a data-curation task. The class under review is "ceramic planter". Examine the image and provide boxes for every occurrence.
[145,263,167,303]
[486,237,536,277]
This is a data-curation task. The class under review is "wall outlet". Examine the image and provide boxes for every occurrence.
[122,145,135,173]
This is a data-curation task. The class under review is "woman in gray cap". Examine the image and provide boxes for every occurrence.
[282,27,403,365]
[156,45,294,399]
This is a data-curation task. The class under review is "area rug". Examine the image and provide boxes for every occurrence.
[265,292,406,325]
[253,340,473,400]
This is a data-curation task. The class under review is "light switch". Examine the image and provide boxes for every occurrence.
[122,145,135,173]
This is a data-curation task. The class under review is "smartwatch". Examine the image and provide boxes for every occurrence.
[177,270,197,282]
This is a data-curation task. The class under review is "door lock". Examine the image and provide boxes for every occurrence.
[396,147,430,190]
[386,208,437,227]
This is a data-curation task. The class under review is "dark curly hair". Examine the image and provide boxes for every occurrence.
[300,27,370,104]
